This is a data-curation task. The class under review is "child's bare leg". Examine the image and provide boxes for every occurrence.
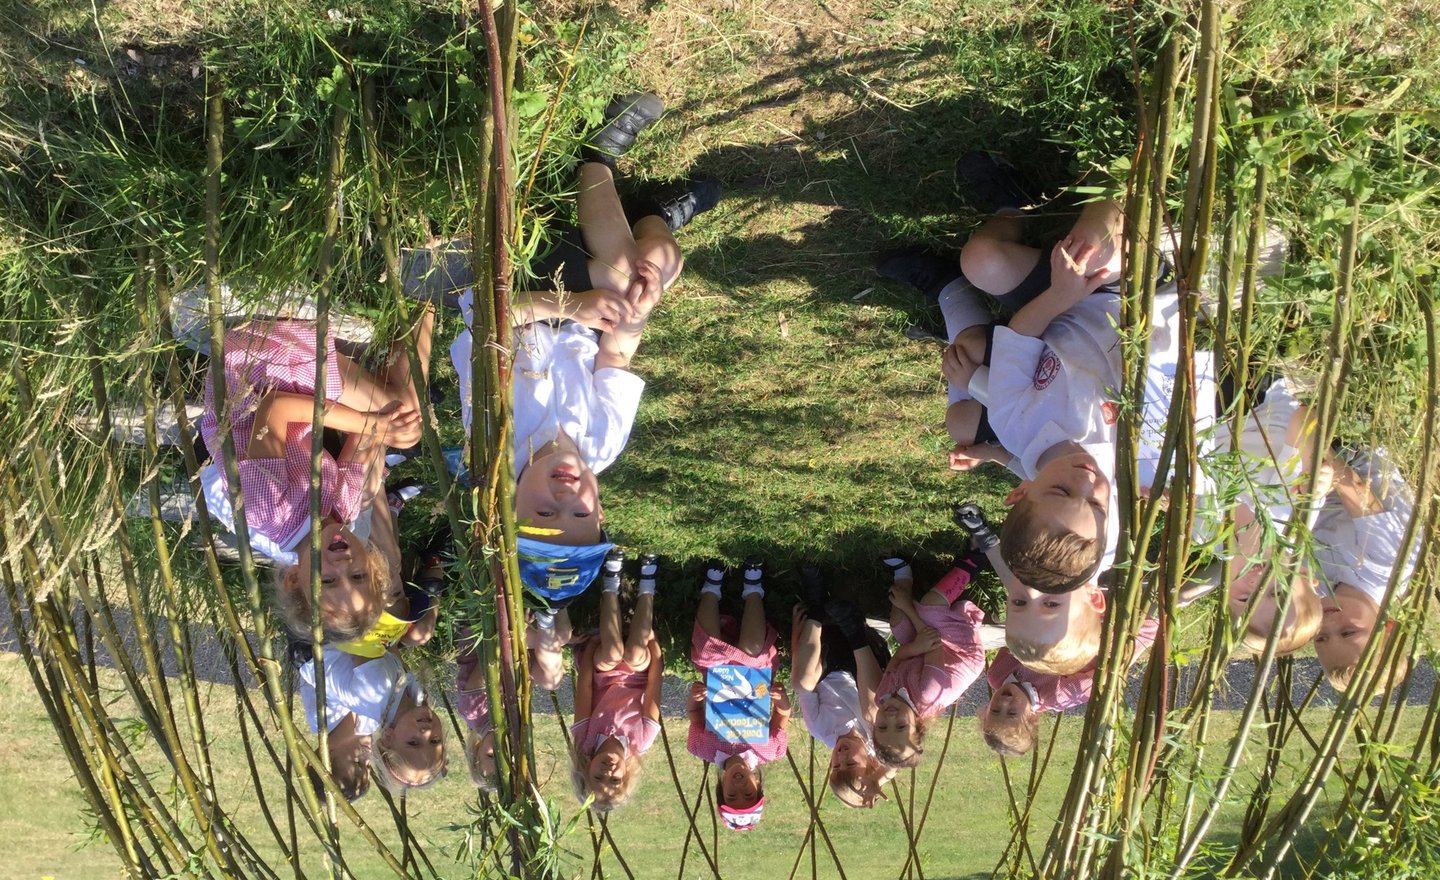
[960,215,1040,296]
[335,351,396,414]
[946,399,983,445]
[697,591,722,640]
[919,589,950,606]
[595,590,625,669]
[630,216,683,288]
[622,592,655,669]
[791,617,824,692]
[737,591,768,656]
[577,163,641,295]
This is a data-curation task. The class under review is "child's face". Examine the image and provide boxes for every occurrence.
[288,523,383,616]
[829,733,884,807]
[1226,560,1296,637]
[873,696,920,764]
[986,681,1035,727]
[720,758,760,808]
[1004,582,1105,652]
[382,703,446,783]
[471,730,497,782]
[1009,451,1110,548]
[515,447,602,546]
[1314,585,1381,672]
[587,736,628,801]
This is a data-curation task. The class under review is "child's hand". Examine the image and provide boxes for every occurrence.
[623,260,664,323]
[367,403,422,448]
[400,606,438,647]
[889,580,914,607]
[688,680,706,704]
[941,340,978,389]
[912,626,942,652]
[570,289,628,333]
[949,443,1007,471]
[1048,237,1115,303]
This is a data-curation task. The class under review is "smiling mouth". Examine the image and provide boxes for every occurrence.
[550,467,579,484]
[328,536,349,552]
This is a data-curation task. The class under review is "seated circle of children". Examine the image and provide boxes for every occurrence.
[687,560,791,831]
[197,305,436,646]
[1311,448,1422,693]
[298,645,447,799]
[447,93,718,616]
[569,551,663,812]
[790,565,894,808]
[873,557,986,769]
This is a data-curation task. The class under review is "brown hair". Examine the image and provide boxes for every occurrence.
[828,765,874,809]
[980,708,1040,758]
[873,717,929,769]
[1001,497,1102,594]
[271,543,390,643]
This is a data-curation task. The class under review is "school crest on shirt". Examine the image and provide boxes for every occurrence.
[1033,348,1061,390]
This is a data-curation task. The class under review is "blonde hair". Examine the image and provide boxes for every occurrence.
[828,765,874,808]
[570,743,643,813]
[1007,608,1103,675]
[1237,574,1322,657]
[1001,497,1103,594]
[467,730,498,793]
[372,728,448,795]
[1323,624,1412,697]
[874,717,929,770]
[271,543,390,642]
[980,708,1040,758]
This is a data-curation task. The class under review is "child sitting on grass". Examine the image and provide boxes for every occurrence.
[200,305,435,644]
[790,566,893,809]
[296,646,402,802]
[1311,449,1420,693]
[872,557,987,769]
[686,560,791,831]
[455,627,498,794]
[448,93,718,613]
[980,617,1159,757]
[570,551,663,812]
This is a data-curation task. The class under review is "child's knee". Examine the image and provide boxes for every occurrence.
[959,235,1005,287]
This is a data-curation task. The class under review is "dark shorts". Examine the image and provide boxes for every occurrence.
[527,224,595,294]
[819,623,891,677]
[990,241,1125,312]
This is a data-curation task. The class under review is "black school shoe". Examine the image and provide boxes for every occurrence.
[626,177,723,232]
[956,151,1035,215]
[875,246,962,301]
[799,564,830,621]
[953,502,1000,553]
[584,93,666,167]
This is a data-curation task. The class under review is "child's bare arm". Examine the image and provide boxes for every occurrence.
[573,639,597,721]
[1008,239,1114,338]
[686,680,706,722]
[642,640,663,722]
[249,391,417,460]
[770,686,791,733]
[594,262,663,371]
[513,288,629,332]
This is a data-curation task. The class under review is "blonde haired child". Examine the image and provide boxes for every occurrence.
[981,618,1160,756]
[1311,449,1420,694]
[569,552,663,813]
[297,645,403,802]
[873,558,986,769]
[447,95,717,611]
[789,565,894,809]
[371,670,448,794]
[1213,378,1327,656]
[686,560,790,831]
[455,628,497,793]
[199,307,435,645]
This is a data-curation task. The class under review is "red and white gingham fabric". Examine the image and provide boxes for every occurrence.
[199,320,365,549]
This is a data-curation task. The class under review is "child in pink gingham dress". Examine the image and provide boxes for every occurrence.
[685,560,790,832]
[872,562,986,768]
[980,617,1160,757]
[199,320,365,550]
[455,633,497,792]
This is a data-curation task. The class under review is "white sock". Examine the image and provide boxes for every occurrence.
[638,560,658,595]
[701,566,724,598]
[602,557,623,594]
[741,583,765,599]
